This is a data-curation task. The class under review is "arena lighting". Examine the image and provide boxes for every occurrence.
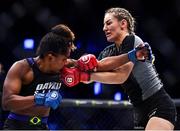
[86,42,98,53]
[114,92,122,101]
[94,82,102,95]
[23,39,34,49]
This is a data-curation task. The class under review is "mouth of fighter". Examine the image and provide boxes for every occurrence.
[105,32,111,37]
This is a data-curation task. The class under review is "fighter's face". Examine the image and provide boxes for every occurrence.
[51,54,68,72]
[103,13,122,42]
[47,50,71,73]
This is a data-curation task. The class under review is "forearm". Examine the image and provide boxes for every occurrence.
[97,54,129,71]
[90,62,133,84]
[90,72,127,84]
[3,95,35,111]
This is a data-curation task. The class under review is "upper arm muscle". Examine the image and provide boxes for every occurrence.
[3,62,23,100]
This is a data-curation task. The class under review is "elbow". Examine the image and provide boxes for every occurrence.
[115,74,129,84]
[2,101,8,111]
[105,74,128,84]
[113,79,124,84]
[2,97,10,111]
[119,78,127,84]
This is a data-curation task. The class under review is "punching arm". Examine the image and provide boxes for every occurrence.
[90,62,133,84]
[97,43,153,71]
[97,54,129,71]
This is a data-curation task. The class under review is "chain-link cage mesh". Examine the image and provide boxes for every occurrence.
[48,99,134,130]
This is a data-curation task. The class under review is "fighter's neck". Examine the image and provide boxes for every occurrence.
[115,32,129,47]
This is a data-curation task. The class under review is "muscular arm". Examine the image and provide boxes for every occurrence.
[90,62,133,84]
[97,54,129,71]
[66,53,130,70]
[2,62,35,111]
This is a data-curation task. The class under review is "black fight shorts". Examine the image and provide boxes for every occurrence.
[134,88,177,129]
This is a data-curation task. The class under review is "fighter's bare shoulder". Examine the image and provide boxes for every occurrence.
[8,59,32,78]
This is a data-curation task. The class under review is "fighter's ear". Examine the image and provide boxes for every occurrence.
[119,19,128,28]
[47,53,55,61]
[121,19,127,24]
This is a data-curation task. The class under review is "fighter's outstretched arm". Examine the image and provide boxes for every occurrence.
[97,54,130,71]
[90,62,133,84]
[76,43,152,72]
[97,43,151,71]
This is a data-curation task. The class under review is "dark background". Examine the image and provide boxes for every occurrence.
[0,0,180,100]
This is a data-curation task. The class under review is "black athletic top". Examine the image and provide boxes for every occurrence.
[98,35,163,106]
[19,58,62,96]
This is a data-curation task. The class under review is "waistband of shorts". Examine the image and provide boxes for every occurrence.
[8,112,48,124]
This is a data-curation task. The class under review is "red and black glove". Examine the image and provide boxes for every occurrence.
[77,54,98,71]
[60,67,90,87]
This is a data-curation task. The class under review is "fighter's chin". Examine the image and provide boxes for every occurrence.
[106,37,115,42]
